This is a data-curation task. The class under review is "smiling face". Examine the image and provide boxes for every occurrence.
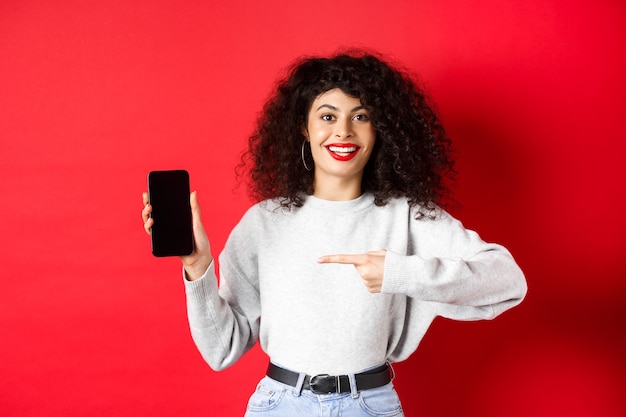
[303,88,376,199]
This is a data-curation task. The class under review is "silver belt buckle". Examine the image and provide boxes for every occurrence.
[309,374,340,394]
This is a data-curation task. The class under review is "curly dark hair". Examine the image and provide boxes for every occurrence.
[237,50,455,219]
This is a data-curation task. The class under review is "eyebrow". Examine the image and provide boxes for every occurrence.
[315,104,366,112]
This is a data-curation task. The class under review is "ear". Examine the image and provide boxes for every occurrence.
[301,125,308,140]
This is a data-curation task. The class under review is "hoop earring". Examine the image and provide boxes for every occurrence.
[301,139,312,171]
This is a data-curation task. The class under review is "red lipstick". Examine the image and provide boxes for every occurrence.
[325,143,361,161]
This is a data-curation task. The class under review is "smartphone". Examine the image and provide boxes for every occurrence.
[147,170,194,257]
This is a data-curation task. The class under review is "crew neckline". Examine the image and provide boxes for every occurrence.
[302,193,375,213]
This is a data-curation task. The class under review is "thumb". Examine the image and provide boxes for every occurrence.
[190,191,205,232]
[190,190,199,211]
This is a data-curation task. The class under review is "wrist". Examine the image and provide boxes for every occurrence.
[183,256,213,281]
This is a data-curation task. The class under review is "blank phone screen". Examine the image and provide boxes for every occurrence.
[147,170,194,257]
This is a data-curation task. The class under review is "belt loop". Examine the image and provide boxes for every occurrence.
[387,360,396,382]
[292,372,306,397]
[347,373,359,398]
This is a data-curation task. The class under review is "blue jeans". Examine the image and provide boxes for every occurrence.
[244,376,405,417]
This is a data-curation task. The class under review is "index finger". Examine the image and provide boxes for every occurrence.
[317,254,368,265]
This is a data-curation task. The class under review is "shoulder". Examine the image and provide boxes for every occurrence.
[233,198,294,229]
[377,196,448,219]
[378,197,465,235]
[245,198,295,218]
[225,198,301,250]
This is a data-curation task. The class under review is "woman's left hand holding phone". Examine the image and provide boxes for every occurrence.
[142,191,213,281]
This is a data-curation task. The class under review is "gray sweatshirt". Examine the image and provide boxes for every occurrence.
[184,193,527,376]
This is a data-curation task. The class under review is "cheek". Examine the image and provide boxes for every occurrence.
[308,126,330,144]
[362,135,377,159]
[363,129,377,149]
[361,148,375,164]
[308,136,324,156]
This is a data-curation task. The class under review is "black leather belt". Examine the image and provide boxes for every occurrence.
[266,362,392,394]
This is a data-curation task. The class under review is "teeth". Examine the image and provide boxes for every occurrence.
[328,146,357,153]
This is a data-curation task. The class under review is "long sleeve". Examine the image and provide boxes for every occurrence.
[183,210,261,371]
[381,210,527,321]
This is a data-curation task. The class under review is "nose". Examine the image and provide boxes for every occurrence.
[335,118,353,139]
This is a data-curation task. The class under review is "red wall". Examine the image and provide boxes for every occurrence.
[1,1,625,415]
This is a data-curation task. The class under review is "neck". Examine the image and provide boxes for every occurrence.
[312,175,362,201]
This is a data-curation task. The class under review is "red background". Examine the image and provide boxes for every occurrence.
[1,1,625,416]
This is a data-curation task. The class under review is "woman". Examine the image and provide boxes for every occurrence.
[142,51,527,416]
